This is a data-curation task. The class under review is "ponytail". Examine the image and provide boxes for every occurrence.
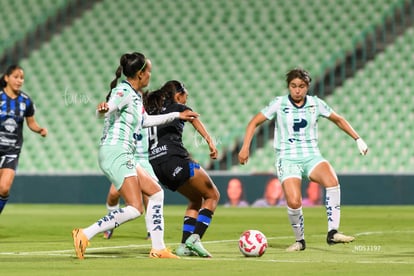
[106,65,123,102]
[105,52,146,102]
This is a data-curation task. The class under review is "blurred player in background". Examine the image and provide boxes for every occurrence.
[72,52,197,259]
[146,80,220,258]
[0,65,47,214]
[251,177,285,207]
[239,68,368,252]
[224,178,249,207]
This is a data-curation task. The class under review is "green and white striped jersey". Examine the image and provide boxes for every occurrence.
[261,94,332,158]
[135,128,149,161]
[100,81,143,153]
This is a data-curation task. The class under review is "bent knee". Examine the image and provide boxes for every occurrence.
[286,198,302,209]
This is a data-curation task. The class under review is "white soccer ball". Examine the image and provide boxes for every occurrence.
[238,229,268,257]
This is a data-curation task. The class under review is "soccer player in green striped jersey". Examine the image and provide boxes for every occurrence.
[239,68,368,252]
[72,52,197,259]
[103,127,157,240]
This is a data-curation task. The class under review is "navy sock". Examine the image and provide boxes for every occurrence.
[181,216,197,243]
[0,195,9,214]
[194,208,214,239]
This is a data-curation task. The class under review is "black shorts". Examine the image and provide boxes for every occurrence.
[152,156,200,191]
[0,153,19,170]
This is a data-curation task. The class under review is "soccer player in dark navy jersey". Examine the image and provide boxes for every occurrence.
[147,80,220,258]
[0,65,48,214]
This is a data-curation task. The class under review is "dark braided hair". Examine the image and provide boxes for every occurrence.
[144,80,186,115]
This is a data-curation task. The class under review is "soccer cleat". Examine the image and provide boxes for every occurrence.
[103,229,114,239]
[327,229,355,245]
[185,234,212,258]
[72,228,90,259]
[286,239,306,252]
[149,248,180,259]
[175,243,198,257]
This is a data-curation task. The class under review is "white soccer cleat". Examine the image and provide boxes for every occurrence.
[327,229,355,245]
[286,239,306,252]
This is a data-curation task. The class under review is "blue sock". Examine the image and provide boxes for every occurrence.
[194,208,213,239]
[181,216,196,243]
[0,195,9,214]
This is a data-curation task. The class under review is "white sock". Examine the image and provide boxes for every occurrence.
[325,185,341,231]
[83,205,141,240]
[146,190,165,250]
[106,203,120,213]
[144,205,151,235]
[287,206,304,241]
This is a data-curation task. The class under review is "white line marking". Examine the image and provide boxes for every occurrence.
[1,231,413,264]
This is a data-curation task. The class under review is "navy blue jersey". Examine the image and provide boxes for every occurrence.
[0,90,35,153]
[148,102,191,164]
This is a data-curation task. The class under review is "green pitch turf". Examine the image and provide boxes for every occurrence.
[1,204,413,275]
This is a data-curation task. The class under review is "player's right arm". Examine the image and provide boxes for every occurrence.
[238,112,268,164]
[327,111,368,155]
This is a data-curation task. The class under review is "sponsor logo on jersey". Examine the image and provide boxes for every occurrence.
[172,166,183,177]
[3,118,17,132]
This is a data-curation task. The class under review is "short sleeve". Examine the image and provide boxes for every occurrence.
[260,97,280,120]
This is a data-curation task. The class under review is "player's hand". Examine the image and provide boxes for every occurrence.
[179,110,199,121]
[356,138,368,155]
[39,128,48,137]
[97,102,109,113]
[238,148,249,165]
[209,144,218,159]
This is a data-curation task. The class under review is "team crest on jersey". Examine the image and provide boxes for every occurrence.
[126,159,134,169]
[116,90,124,97]
[308,105,316,114]
[20,102,26,111]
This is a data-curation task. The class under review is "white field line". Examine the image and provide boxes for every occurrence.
[1,231,414,264]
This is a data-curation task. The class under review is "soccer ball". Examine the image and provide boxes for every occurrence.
[238,229,268,257]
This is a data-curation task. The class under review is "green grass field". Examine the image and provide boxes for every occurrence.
[1,204,413,275]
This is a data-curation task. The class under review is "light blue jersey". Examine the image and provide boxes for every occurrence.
[261,95,332,159]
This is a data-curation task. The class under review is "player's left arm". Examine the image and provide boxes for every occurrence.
[26,116,48,137]
[190,117,218,159]
[327,111,367,155]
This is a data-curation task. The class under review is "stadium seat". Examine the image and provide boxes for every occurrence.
[9,0,410,173]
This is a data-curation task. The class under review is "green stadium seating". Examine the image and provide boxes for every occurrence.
[7,0,409,173]
[0,0,71,53]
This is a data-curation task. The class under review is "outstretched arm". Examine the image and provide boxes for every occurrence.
[238,112,267,164]
[143,110,199,127]
[328,111,368,155]
[190,117,218,159]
